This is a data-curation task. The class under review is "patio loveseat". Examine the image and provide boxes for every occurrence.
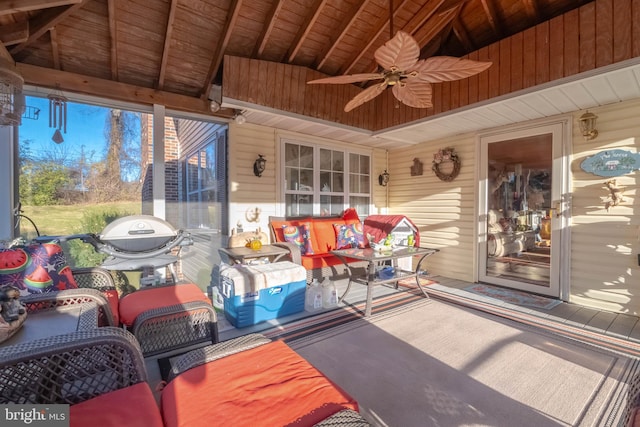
[0,328,368,426]
[269,208,369,282]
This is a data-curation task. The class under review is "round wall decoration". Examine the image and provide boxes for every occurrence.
[432,147,461,182]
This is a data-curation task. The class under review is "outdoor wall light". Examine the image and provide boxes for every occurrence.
[579,111,598,140]
[209,100,220,113]
[378,170,390,186]
[234,111,247,124]
[254,154,266,177]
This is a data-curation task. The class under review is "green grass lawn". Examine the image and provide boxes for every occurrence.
[20,201,142,236]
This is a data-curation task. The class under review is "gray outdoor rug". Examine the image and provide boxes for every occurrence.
[289,299,639,427]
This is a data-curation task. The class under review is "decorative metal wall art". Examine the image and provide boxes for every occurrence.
[410,158,423,176]
[432,147,461,182]
[580,149,640,177]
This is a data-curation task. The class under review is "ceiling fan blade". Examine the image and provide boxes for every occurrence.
[392,80,433,109]
[374,30,419,71]
[411,56,493,83]
[307,73,384,84]
[344,82,387,112]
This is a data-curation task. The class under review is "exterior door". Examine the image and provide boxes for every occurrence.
[478,120,571,298]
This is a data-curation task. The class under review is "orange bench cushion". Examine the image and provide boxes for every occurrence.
[70,382,163,427]
[103,289,120,326]
[118,283,210,327]
[161,340,358,427]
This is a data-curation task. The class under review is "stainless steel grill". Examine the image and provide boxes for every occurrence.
[83,215,192,283]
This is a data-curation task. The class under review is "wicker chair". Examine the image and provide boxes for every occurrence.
[0,327,146,404]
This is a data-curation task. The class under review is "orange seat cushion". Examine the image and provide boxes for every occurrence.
[118,283,210,327]
[161,340,358,427]
[70,382,163,427]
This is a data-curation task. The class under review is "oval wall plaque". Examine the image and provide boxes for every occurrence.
[580,149,640,177]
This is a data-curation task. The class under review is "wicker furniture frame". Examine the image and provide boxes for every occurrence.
[130,299,218,357]
[21,286,115,327]
[0,327,146,404]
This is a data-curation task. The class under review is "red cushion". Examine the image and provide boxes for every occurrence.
[70,382,163,427]
[161,340,358,427]
[118,283,210,327]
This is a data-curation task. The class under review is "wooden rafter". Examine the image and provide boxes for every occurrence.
[199,0,243,98]
[522,0,540,21]
[0,21,28,45]
[254,0,285,57]
[107,0,118,80]
[342,0,413,75]
[315,0,372,71]
[479,0,502,37]
[357,0,448,75]
[415,4,461,47]
[0,0,81,16]
[158,0,177,89]
[451,18,473,52]
[287,0,327,63]
[50,27,60,69]
[0,39,12,62]
[10,1,88,55]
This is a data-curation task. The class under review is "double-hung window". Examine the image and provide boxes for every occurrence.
[282,140,370,217]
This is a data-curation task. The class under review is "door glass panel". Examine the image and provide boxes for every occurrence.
[485,135,552,287]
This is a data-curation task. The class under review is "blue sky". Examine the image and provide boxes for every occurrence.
[19,96,110,163]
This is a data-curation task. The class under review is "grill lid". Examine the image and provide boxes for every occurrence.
[99,215,178,252]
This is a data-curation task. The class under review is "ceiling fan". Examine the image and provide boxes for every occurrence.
[307,30,492,112]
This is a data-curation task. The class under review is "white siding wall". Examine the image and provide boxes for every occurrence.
[388,134,477,282]
[387,98,640,314]
[570,99,640,314]
[228,123,387,241]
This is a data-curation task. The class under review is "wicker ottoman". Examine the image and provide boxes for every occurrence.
[118,283,218,356]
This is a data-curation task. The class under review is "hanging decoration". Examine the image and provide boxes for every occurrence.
[432,147,461,182]
[0,57,24,127]
[48,91,67,144]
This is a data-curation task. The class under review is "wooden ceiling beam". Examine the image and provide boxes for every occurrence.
[414,5,461,51]
[522,0,540,21]
[157,0,177,90]
[451,18,473,52]
[254,0,285,58]
[199,0,242,99]
[354,0,448,75]
[17,62,236,118]
[479,0,502,37]
[0,38,12,62]
[10,1,88,55]
[315,0,372,71]
[49,27,60,69]
[107,0,118,80]
[0,0,81,16]
[342,0,413,75]
[287,0,327,64]
[0,21,29,46]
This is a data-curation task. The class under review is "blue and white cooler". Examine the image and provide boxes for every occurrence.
[219,261,307,328]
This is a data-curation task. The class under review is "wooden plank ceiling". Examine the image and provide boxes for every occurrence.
[0,0,594,121]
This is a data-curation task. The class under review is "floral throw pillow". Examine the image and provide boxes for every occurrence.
[334,222,368,249]
[282,224,315,255]
[0,242,78,295]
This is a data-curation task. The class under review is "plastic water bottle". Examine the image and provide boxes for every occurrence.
[305,279,323,312]
[322,278,338,308]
